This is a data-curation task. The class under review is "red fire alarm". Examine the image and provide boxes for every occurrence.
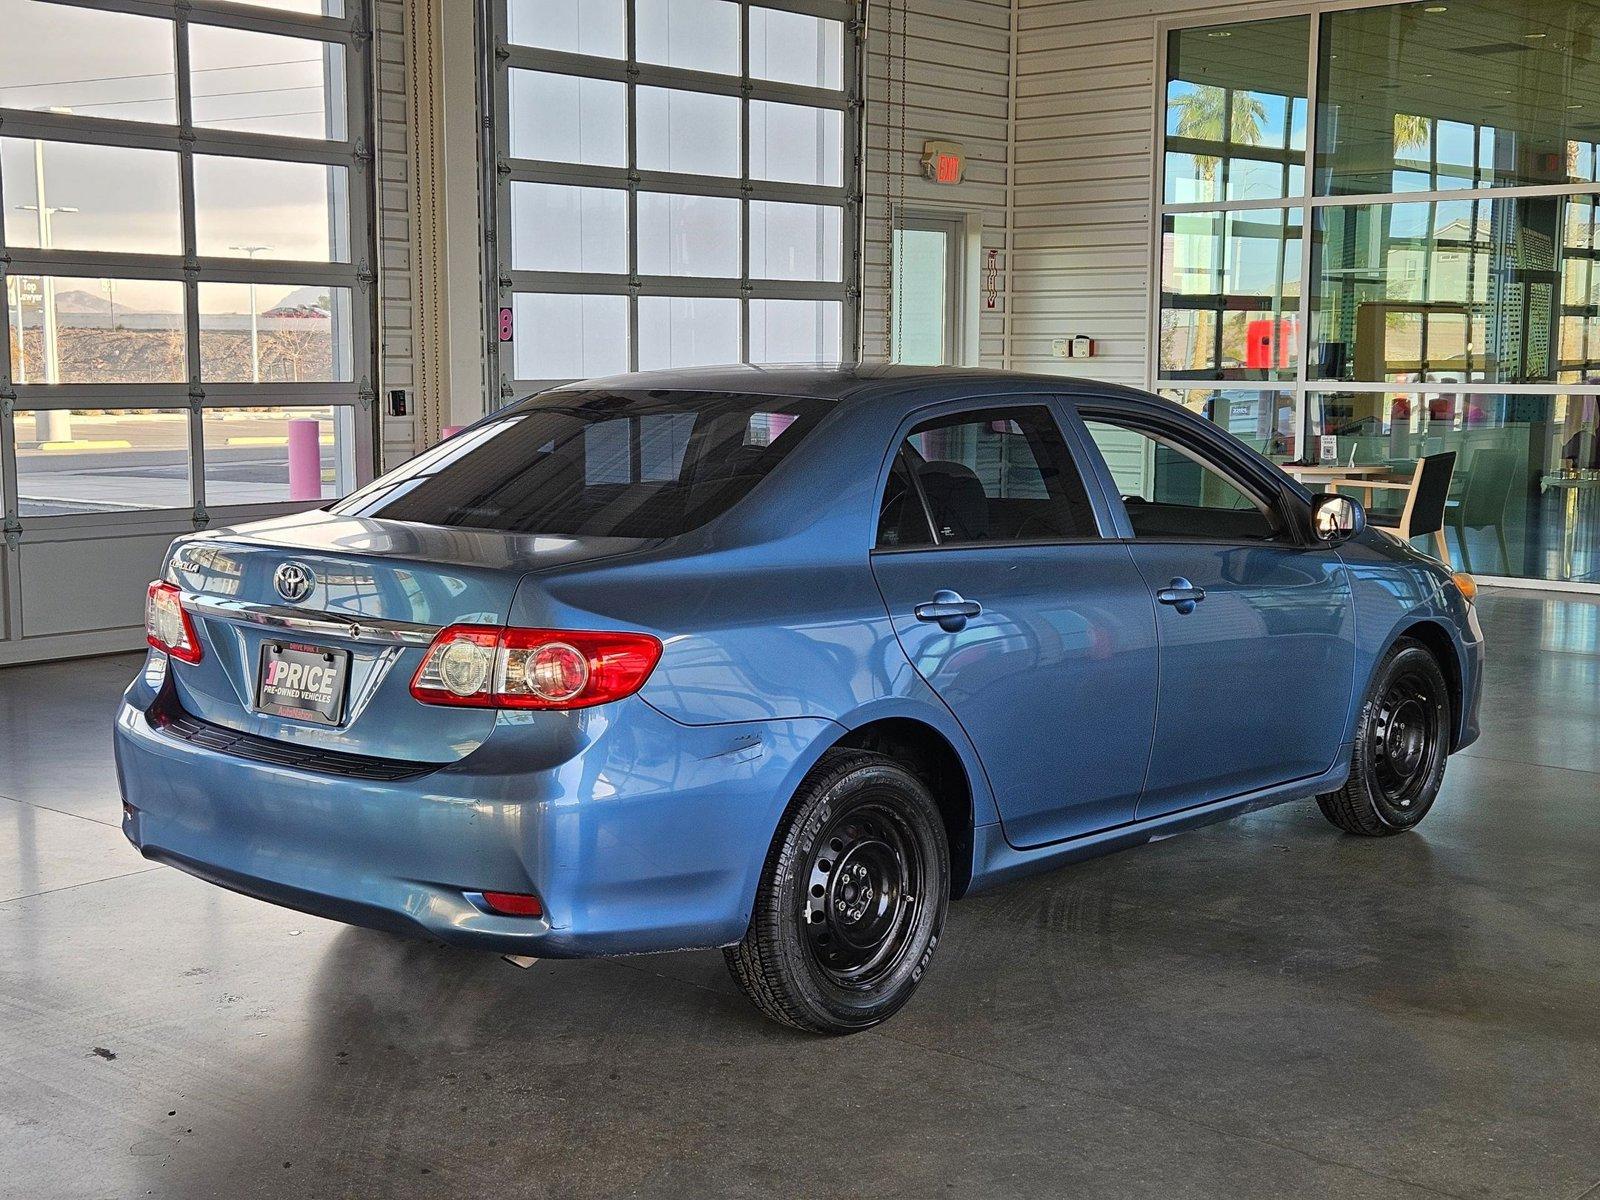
[921,140,965,185]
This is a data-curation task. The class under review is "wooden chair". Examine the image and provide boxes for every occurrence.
[1325,452,1457,565]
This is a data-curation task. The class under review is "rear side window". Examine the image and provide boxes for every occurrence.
[333,391,830,537]
[876,449,935,548]
[876,405,1099,547]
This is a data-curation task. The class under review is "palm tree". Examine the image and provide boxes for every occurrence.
[1166,84,1270,374]
[1168,84,1270,195]
[1394,113,1432,159]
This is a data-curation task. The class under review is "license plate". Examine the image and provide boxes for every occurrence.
[256,641,350,726]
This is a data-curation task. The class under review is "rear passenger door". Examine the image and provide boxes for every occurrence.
[1072,404,1355,818]
[870,401,1159,848]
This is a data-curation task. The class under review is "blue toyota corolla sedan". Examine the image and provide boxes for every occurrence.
[116,366,1484,1033]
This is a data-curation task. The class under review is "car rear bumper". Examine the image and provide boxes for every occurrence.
[115,655,835,957]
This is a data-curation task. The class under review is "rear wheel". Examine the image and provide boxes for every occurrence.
[724,750,950,1034]
[1317,639,1451,836]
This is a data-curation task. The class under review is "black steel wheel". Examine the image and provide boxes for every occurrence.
[1318,638,1452,836]
[800,801,926,990]
[725,750,950,1034]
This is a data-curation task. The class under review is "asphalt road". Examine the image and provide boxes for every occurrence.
[15,413,341,516]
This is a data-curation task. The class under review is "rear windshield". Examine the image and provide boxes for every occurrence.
[331,390,832,537]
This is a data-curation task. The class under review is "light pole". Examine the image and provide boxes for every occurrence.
[16,136,79,441]
[229,245,272,383]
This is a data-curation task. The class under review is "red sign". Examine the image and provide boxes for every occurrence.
[1245,317,1297,370]
[921,141,965,185]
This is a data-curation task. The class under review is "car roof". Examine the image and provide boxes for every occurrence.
[548,363,1162,407]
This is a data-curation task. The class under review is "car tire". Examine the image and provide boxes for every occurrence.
[724,749,950,1034]
[1317,638,1452,837]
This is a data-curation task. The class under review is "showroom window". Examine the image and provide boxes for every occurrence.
[0,0,373,530]
[1155,0,1600,586]
[489,0,861,392]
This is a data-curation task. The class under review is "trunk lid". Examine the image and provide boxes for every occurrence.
[163,510,652,763]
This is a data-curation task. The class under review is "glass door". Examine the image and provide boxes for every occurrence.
[892,214,964,366]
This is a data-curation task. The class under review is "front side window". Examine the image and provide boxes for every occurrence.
[333,390,829,538]
[1082,416,1281,542]
[876,406,1099,547]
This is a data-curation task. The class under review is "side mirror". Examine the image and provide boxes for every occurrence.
[1310,492,1366,545]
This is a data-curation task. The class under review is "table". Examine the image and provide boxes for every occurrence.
[1282,464,1391,485]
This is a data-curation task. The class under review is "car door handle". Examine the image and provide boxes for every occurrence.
[1155,578,1206,614]
[914,590,982,632]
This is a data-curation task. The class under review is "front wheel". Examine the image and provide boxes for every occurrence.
[724,750,950,1034]
[1317,638,1452,836]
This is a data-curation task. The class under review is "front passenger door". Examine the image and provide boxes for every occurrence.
[1076,407,1355,819]
[871,402,1158,848]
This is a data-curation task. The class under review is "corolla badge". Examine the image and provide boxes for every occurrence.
[273,561,317,604]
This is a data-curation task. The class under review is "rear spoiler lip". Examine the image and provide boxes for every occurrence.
[184,518,667,576]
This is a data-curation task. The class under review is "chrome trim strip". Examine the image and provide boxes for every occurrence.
[181,594,440,647]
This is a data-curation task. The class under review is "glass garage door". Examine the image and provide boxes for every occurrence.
[488,0,861,395]
[0,0,375,662]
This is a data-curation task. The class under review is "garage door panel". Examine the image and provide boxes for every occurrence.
[19,532,178,638]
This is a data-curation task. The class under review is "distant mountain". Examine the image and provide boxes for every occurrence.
[35,288,180,316]
[262,286,332,320]
[50,289,113,314]
[276,286,331,310]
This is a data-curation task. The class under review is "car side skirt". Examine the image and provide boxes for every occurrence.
[964,745,1354,896]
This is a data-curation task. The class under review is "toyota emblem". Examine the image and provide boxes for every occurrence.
[273,561,316,604]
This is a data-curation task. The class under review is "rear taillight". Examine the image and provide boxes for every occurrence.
[410,625,662,710]
[145,581,202,664]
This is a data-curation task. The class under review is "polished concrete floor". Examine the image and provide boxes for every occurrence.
[2,590,1597,1200]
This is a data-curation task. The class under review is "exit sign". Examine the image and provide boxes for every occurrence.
[921,140,965,185]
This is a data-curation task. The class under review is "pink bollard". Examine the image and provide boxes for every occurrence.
[287,418,323,501]
[440,424,465,440]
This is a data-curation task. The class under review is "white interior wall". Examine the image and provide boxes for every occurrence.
[374,0,485,470]
[374,0,420,466]
[861,0,1016,365]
